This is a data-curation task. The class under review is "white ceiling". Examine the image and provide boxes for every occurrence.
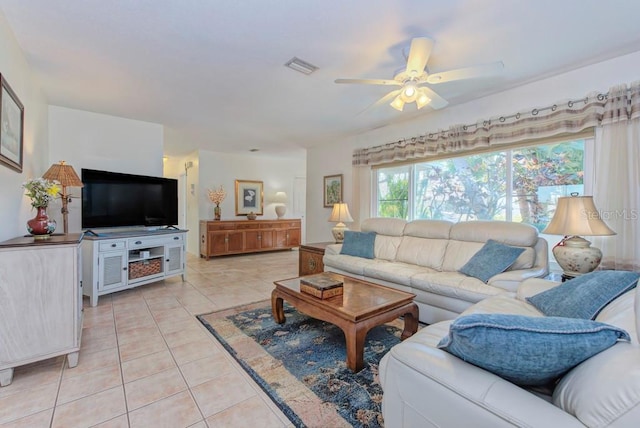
[2,0,640,158]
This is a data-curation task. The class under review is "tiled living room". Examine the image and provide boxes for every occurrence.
[1,251,299,427]
[2,2,640,428]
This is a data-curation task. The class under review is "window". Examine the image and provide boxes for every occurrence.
[375,139,586,231]
[376,166,410,219]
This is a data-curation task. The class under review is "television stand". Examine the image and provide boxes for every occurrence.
[81,229,187,306]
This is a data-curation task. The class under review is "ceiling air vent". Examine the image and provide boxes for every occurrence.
[284,57,319,75]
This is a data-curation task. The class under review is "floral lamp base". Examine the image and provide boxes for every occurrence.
[552,236,602,276]
[331,223,349,243]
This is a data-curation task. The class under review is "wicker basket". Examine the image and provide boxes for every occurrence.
[129,258,163,280]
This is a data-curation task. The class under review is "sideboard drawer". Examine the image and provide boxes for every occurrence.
[236,223,257,230]
[207,223,236,231]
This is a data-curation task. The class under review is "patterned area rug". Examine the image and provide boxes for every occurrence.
[197,300,404,428]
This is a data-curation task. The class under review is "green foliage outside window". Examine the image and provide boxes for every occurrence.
[377,169,409,219]
[375,140,585,230]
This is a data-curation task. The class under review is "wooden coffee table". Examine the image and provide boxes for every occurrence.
[272,273,419,372]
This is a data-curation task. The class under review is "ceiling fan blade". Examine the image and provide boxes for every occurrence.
[426,61,504,84]
[418,86,449,110]
[405,37,434,76]
[335,78,401,86]
[357,89,402,115]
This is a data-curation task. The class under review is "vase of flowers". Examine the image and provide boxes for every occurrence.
[23,178,60,238]
[207,185,226,221]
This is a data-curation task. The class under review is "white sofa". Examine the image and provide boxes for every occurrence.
[323,218,549,324]
[379,277,640,427]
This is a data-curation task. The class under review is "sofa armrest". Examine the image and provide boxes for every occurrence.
[324,244,342,256]
[516,278,562,301]
[488,267,549,292]
[380,342,584,428]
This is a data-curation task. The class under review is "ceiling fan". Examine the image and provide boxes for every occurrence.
[335,37,504,112]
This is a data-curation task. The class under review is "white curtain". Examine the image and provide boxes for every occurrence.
[591,83,640,270]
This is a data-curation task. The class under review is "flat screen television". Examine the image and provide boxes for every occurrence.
[81,168,178,229]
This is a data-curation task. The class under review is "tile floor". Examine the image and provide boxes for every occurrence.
[0,250,301,428]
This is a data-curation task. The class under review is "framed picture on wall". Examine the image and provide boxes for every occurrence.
[323,174,343,207]
[0,74,24,173]
[235,179,264,215]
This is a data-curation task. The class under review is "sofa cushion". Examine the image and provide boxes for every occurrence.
[363,261,434,287]
[361,217,406,236]
[441,240,484,272]
[437,314,630,386]
[450,220,539,247]
[411,272,508,304]
[553,342,640,427]
[396,236,449,270]
[374,235,404,261]
[461,294,545,318]
[340,231,376,259]
[526,270,640,320]
[595,288,638,343]
[322,254,380,276]
[361,218,406,261]
[402,219,452,239]
[459,240,525,283]
[509,247,536,270]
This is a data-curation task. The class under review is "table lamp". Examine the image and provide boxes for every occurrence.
[42,161,84,234]
[328,202,354,243]
[274,191,287,219]
[542,193,615,278]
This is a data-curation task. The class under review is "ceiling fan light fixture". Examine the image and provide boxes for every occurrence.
[416,90,431,109]
[401,81,418,102]
[390,95,405,111]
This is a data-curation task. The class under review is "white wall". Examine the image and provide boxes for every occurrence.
[0,11,49,242]
[306,50,640,242]
[179,150,306,255]
[48,106,164,232]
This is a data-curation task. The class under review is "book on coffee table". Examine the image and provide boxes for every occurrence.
[300,273,344,299]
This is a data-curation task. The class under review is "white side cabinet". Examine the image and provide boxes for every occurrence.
[82,230,187,306]
[0,234,83,387]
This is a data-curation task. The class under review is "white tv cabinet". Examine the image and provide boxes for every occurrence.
[82,229,187,306]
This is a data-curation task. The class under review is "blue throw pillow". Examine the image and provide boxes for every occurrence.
[458,239,525,283]
[437,314,630,386]
[526,271,639,320]
[340,231,376,259]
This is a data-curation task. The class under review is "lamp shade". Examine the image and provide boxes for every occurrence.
[42,161,83,188]
[328,203,354,224]
[273,191,287,203]
[543,195,615,237]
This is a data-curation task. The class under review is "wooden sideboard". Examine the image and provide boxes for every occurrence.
[199,219,301,259]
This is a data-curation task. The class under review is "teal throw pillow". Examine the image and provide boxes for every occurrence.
[458,239,525,283]
[526,270,639,320]
[437,314,630,386]
[340,231,376,259]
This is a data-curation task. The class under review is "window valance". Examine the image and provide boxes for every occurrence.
[353,82,640,167]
